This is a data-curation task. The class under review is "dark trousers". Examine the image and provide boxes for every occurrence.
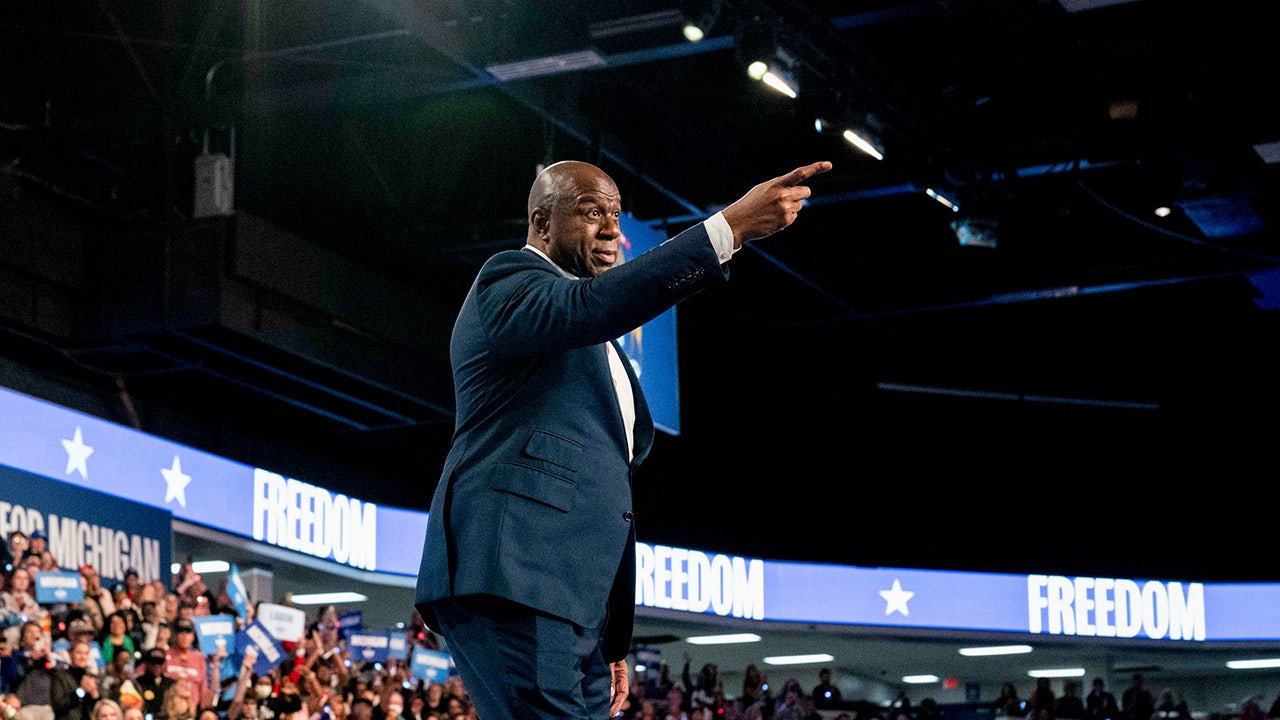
[429,594,612,720]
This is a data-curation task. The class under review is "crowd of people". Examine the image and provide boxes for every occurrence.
[5,530,1280,720]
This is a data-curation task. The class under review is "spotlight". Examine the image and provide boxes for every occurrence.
[736,20,797,98]
[760,68,798,99]
[926,187,960,212]
[842,128,884,160]
[680,0,721,43]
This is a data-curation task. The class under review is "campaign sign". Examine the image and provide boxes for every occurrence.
[410,649,453,683]
[338,610,363,638]
[235,620,287,676]
[194,614,237,655]
[226,565,249,619]
[257,602,307,642]
[35,570,84,603]
[346,631,391,664]
[387,633,407,660]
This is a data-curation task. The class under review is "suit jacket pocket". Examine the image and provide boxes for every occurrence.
[489,462,576,512]
[523,428,584,473]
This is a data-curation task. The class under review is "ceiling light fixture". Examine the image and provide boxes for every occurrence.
[171,560,230,574]
[1226,658,1280,670]
[764,653,834,665]
[1029,668,1086,678]
[685,633,762,645]
[959,645,1033,657]
[903,675,940,684]
[288,591,368,605]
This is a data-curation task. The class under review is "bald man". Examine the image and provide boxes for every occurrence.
[414,159,831,720]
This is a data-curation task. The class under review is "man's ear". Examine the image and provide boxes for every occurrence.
[531,208,550,238]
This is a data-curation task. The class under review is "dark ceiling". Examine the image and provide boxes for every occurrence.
[3,0,1280,585]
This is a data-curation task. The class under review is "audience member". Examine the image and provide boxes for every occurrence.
[1,570,47,648]
[88,700,121,720]
[49,641,98,720]
[135,648,175,720]
[811,668,842,710]
[682,654,720,715]
[1241,697,1269,720]
[1153,688,1189,720]
[1057,680,1085,720]
[163,621,207,710]
[161,682,197,720]
[1121,674,1154,720]
[1029,677,1057,720]
[10,621,55,720]
[1087,677,1119,720]
[75,568,114,639]
[97,615,133,673]
[995,682,1023,719]
[646,663,675,706]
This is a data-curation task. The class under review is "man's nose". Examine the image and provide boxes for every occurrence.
[600,214,619,236]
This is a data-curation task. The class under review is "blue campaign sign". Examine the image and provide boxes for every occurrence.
[387,633,407,659]
[338,610,363,639]
[346,631,391,664]
[236,620,287,676]
[194,614,237,655]
[410,649,453,683]
[617,214,682,436]
[226,565,249,619]
[0,465,172,585]
[35,570,84,604]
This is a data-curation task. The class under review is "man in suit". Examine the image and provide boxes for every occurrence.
[414,158,831,720]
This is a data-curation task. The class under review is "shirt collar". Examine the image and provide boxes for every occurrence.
[523,244,577,279]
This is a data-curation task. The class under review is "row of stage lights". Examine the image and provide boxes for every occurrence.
[680,15,888,164]
[680,11,966,218]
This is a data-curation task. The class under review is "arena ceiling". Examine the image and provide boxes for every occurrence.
[2,0,1280,585]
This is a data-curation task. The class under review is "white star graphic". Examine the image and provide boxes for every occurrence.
[879,579,915,617]
[61,425,95,480]
[161,455,193,507]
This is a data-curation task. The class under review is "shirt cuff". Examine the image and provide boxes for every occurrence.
[705,212,736,263]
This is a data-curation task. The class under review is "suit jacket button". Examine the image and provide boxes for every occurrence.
[623,511,634,522]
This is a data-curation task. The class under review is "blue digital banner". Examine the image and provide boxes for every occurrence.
[1,464,171,585]
[0,385,424,576]
[633,542,1280,642]
[410,648,453,683]
[10,384,1280,644]
[618,213,681,436]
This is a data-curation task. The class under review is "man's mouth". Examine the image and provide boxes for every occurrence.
[594,250,617,266]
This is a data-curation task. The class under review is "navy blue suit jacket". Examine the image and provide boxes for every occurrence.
[414,221,728,661]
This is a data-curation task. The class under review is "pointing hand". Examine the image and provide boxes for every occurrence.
[721,161,832,247]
